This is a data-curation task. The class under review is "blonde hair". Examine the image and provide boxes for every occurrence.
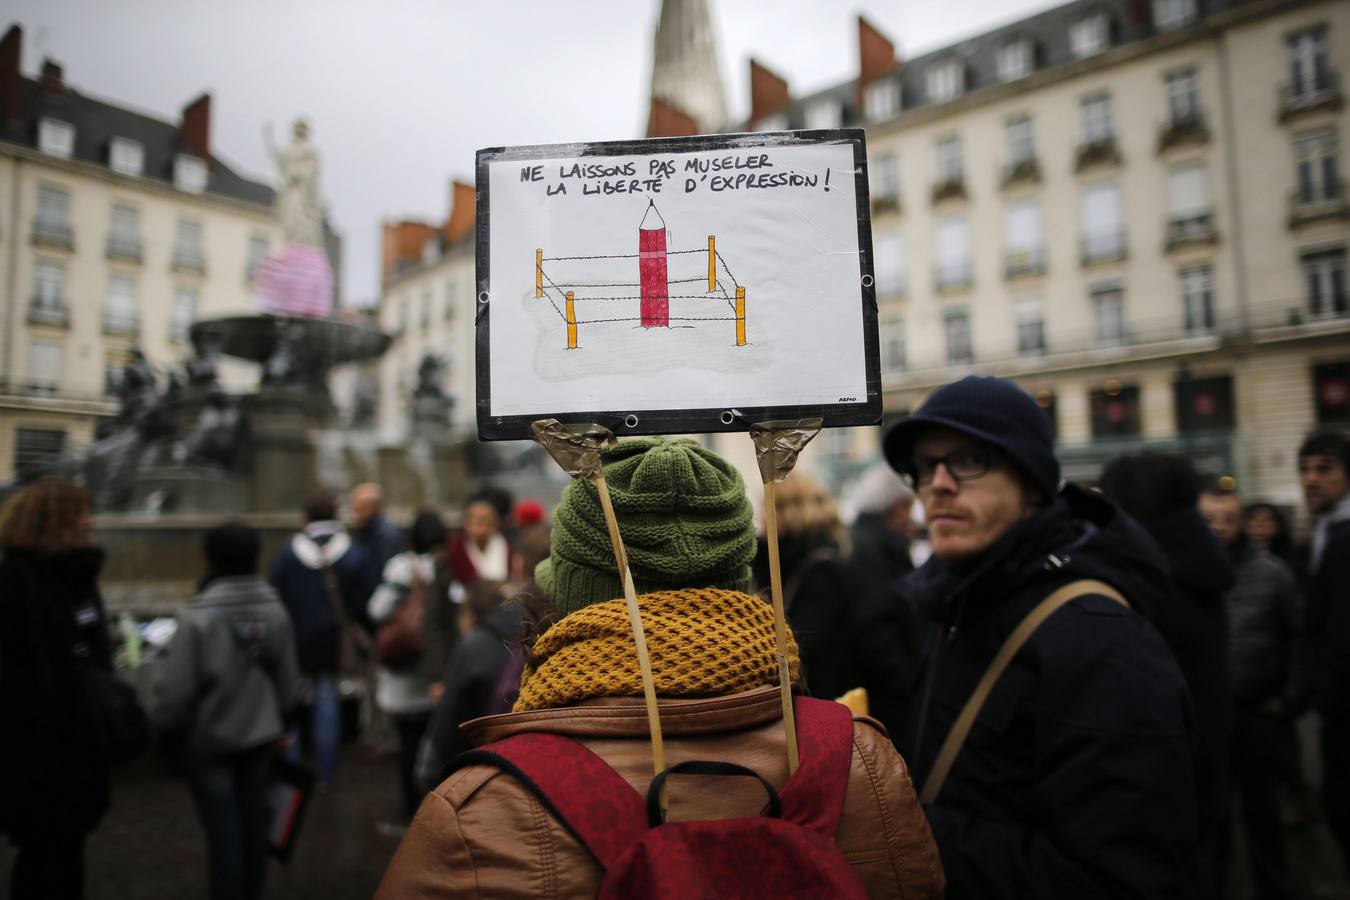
[0,477,92,556]
[772,472,842,539]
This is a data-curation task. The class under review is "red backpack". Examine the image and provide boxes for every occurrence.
[448,697,867,899]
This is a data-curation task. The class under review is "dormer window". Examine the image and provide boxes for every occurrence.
[805,99,842,130]
[997,40,1033,82]
[928,61,964,103]
[1153,0,1196,30]
[109,138,144,177]
[38,118,75,159]
[174,154,207,194]
[1070,14,1110,58]
[864,79,901,122]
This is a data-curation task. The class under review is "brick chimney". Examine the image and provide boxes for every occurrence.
[40,59,64,99]
[180,92,211,163]
[381,220,438,283]
[0,25,20,127]
[646,96,700,138]
[442,180,476,247]
[749,58,789,126]
[857,15,899,101]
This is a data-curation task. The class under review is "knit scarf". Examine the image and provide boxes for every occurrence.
[514,588,800,712]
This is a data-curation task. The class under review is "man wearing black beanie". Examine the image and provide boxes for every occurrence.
[884,375,1197,898]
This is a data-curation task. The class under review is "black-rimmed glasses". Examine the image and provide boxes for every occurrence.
[902,447,993,488]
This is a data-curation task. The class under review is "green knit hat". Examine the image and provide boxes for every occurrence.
[536,437,756,615]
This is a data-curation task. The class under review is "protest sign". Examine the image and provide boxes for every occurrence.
[476,129,880,440]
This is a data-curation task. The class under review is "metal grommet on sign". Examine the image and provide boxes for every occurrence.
[477,291,490,304]
[720,410,735,425]
[861,274,874,288]
[624,414,639,429]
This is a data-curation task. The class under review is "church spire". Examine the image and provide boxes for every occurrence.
[647,0,728,136]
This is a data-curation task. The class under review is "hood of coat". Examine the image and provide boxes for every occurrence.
[1139,505,1235,600]
[908,483,1173,629]
[290,521,352,571]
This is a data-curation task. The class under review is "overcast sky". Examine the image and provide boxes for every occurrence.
[7,0,1058,305]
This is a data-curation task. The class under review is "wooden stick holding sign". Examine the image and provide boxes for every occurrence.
[530,419,667,814]
[749,418,823,775]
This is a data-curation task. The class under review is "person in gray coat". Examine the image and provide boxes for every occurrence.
[151,521,304,900]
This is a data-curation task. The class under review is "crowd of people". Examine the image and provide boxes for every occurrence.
[0,374,1347,898]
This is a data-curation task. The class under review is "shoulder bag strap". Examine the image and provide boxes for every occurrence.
[318,559,350,630]
[919,578,1128,805]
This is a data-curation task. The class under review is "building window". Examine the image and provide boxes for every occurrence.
[1082,183,1125,262]
[879,312,906,372]
[1006,116,1035,166]
[874,230,906,297]
[1070,14,1109,58]
[944,310,973,364]
[936,216,971,289]
[805,99,842,130]
[107,203,141,260]
[35,184,71,244]
[997,40,1032,82]
[1154,0,1196,30]
[864,80,900,121]
[109,138,144,177]
[872,151,900,207]
[1081,93,1114,144]
[1169,163,1211,229]
[171,286,198,341]
[104,274,139,335]
[27,340,62,395]
[936,135,963,183]
[1313,362,1350,423]
[104,347,130,396]
[174,219,205,271]
[174,154,208,194]
[1180,265,1214,334]
[246,234,269,280]
[1090,382,1141,436]
[1295,131,1341,203]
[1005,201,1044,276]
[1164,69,1200,121]
[1303,247,1347,319]
[1287,27,1332,99]
[1176,375,1235,433]
[1092,285,1126,344]
[444,280,457,322]
[1015,297,1045,355]
[927,61,963,103]
[13,427,66,477]
[30,260,67,327]
[37,118,75,158]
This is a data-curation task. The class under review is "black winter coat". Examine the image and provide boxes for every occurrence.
[1224,536,1303,707]
[268,532,376,674]
[904,485,1196,899]
[1309,517,1350,715]
[847,514,921,739]
[0,547,114,841]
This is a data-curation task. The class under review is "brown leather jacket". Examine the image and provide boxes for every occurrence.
[378,686,945,898]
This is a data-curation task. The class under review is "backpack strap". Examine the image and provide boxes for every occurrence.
[778,696,855,838]
[918,578,1129,805]
[449,732,645,869]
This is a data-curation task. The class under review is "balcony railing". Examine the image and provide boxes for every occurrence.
[1156,112,1209,153]
[935,261,973,291]
[31,219,73,250]
[1074,138,1122,173]
[105,233,143,263]
[1081,230,1127,265]
[102,311,139,335]
[1005,247,1046,279]
[171,247,206,274]
[931,177,967,205]
[1288,182,1349,228]
[1278,71,1343,122]
[28,301,69,328]
[1001,157,1041,189]
[1165,212,1218,251]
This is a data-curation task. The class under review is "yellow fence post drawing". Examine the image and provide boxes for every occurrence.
[708,235,716,293]
[536,248,543,299]
[565,290,578,349]
[736,287,746,346]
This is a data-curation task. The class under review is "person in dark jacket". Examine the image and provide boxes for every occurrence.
[350,482,404,603]
[1299,430,1350,871]
[413,579,522,794]
[884,375,1196,899]
[1098,454,1235,900]
[268,492,375,785]
[0,478,114,899]
[1200,484,1303,900]
[152,521,304,900]
[752,471,858,702]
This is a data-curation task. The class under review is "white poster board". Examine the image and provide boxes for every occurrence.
[476,130,880,440]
